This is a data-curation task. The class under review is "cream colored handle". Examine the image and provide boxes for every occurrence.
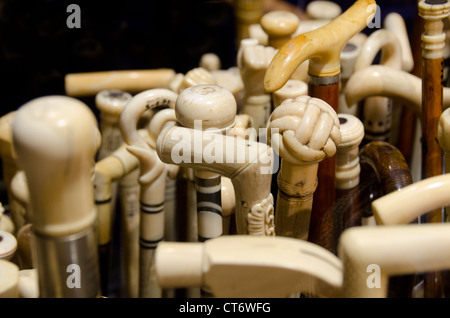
[338,223,450,297]
[0,260,19,297]
[372,173,450,225]
[156,235,343,298]
[354,29,402,71]
[12,96,101,237]
[344,65,424,117]
[384,12,414,72]
[65,69,176,97]
[264,0,377,92]
[156,125,274,235]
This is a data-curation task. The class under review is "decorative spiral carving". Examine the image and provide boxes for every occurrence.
[267,95,341,165]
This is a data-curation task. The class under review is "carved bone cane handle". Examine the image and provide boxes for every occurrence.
[174,85,237,242]
[156,235,343,298]
[267,95,341,240]
[12,96,102,298]
[156,128,274,236]
[119,88,178,298]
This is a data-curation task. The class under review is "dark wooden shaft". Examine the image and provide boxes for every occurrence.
[422,56,445,299]
[422,57,444,223]
[307,79,339,247]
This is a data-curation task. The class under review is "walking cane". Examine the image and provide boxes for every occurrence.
[174,85,236,242]
[338,222,450,298]
[64,68,176,97]
[94,89,132,295]
[264,0,376,247]
[238,39,276,132]
[419,0,450,221]
[12,96,102,297]
[119,88,179,298]
[155,235,342,298]
[353,28,402,145]
[267,95,341,240]
[319,113,364,253]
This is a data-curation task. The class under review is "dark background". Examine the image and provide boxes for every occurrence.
[0,0,419,116]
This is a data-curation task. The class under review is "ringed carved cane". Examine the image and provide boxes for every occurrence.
[119,88,179,298]
[155,235,342,298]
[94,141,141,297]
[64,68,176,97]
[94,89,133,295]
[419,0,450,224]
[267,95,341,240]
[264,0,376,247]
[12,96,102,298]
[174,85,237,243]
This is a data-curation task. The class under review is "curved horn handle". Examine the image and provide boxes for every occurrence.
[120,88,177,150]
[264,0,376,92]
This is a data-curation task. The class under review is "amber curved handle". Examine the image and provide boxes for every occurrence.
[264,0,376,92]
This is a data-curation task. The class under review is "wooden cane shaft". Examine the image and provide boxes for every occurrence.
[422,58,444,223]
[275,162,318,240]
[307,80,339,246]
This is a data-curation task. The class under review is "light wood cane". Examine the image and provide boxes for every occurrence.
[155,235,342,298]
[419,0,450,227]
[267,95,341,240]
[264,0,376,248]
[12,96,102,297]
[156,127,274,237]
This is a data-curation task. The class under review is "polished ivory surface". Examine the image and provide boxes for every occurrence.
[156,235,343,298]
[12,96,100,237]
